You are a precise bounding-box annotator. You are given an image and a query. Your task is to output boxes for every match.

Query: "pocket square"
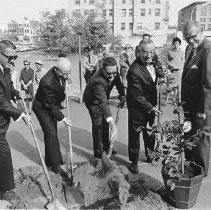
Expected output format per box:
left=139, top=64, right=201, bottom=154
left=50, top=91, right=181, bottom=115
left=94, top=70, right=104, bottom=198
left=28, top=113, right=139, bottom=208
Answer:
left=191, top=64, right=198, bottom=69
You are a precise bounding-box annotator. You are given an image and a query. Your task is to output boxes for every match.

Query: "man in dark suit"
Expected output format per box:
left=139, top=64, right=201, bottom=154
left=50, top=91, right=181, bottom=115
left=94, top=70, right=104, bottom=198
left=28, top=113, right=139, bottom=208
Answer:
left=83, top=57, right=125, bottom=158
left=0, top=40, right=30, bottom=201
left=32, top=57, right=72, bottom=181
left=126, top=39, right=162, bottom=173
left=181, top=20, right=211, bottom=176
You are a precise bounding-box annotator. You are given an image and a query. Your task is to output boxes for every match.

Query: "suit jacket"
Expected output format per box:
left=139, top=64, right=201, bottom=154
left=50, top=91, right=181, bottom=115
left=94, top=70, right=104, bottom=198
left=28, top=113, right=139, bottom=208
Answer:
left=33, top=67, right=66, bottom=121
left=83, top=69, right=125, bottom=119
left=126, top=57, right=160, bottom=114
left=181, top=37, right=211, bottom=116
left=0, top=68, right=22, bottom=136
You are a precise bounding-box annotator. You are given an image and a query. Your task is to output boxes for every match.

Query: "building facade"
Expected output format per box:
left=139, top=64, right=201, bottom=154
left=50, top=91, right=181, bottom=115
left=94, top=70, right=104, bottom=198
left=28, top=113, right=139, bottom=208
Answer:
left=7, top=17, right=41, bottom=44
left=177, top=1, right=207, bottom=31
left=67, top=0, right=169, bottom=47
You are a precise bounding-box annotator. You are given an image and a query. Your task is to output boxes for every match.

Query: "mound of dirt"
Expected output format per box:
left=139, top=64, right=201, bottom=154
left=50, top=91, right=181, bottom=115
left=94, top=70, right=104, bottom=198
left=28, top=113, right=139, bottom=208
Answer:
left=3, top=159, right=172, bottom=210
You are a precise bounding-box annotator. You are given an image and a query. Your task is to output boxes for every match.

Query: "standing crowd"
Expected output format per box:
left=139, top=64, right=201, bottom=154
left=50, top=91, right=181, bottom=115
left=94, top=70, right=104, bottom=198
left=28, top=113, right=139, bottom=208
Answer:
left=0, top=20, right=211, bottom=203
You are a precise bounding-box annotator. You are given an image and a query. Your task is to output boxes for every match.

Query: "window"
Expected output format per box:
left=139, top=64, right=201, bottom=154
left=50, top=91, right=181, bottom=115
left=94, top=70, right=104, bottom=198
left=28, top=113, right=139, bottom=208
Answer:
left=141, top=0, right=145, bottom=3
left=75, top=0, right=80, bottom=5
left=121, top=23, right=125, bottom=30
left=210, top=18, right=211, bottom=22
left=129, top=0, right=133, bottom=4
left=201, top=24, right=205, bottom=30
left=208, top=24, right=211, bottom=30
left=155, top=22, right=160, bottom=29
left=149, top=8, right=151, bottom=15
left=102, top=9, right=106, bottom=16
left=109, top=0, right=113, bottom=4
left=122, top=9, right=126, bottom=17
left=89, top=0, right=94, bottom=4
left=129, top=9, right=133, bottom=16
left=141, top=9, right=146, bottom=16
left=129, top=23, right=133, bottom=29
left=200, top=18, right=203, bottom=22
left=155, top=8, right=160, bottom=16
left=122, top=0, right=126, bottom=3
left=109, top=23, right=114, bottom=30
left=136, top=22, right=142, bottom=30
left=109, top=9, right=113, bottom=16
left=155, top=0, right=160, bottom=3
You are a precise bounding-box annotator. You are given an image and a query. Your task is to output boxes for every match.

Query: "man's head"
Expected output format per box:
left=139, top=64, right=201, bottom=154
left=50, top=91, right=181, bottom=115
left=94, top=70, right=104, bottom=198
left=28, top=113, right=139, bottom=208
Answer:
left=143, top=33, right=151, bottom=41
left=125, top=44, right=131, bottom=52
left=56, top=57, right=72, bottom=79
left=0, top=40, right=17, bottom=68
left=139, top=39, right=155, bottom=65
left=102, top=57, right=118, bottom=82
left=35, top=60, right=43, bottom=70
left=172, top=37, right=181, bottom=49
left=182, top=20, right=203, bottom=49
left=23, top=60, right=30, bottom=70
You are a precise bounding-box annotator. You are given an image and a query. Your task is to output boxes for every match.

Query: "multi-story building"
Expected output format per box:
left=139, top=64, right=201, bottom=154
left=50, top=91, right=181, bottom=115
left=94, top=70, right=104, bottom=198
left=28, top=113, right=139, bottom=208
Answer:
left=7, top=17, right=41, bottom=44
left=67, top=0, right=170, bottom=47
left=177, top=1, right=207, bottom=31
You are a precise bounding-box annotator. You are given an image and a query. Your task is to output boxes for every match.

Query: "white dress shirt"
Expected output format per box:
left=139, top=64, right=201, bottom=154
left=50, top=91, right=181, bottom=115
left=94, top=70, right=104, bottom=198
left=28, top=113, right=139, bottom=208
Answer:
left=146, top=65, right=156, bottom=82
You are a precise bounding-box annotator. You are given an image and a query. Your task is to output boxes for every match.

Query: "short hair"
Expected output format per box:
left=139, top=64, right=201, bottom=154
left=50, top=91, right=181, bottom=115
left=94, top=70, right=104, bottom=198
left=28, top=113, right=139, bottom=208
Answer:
left=183, top=20, right=201, bottom=34
left=172, top=37, right=181, bottom=45
left=143, top=33, right=151, bottom=39
left=103, top=57, right=117, bottom=67
left=139, top=39, right=154, bottom=48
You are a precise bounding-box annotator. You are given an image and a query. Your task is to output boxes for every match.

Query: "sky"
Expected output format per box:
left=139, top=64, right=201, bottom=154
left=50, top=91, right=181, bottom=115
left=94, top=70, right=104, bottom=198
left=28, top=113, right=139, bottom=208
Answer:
left=0, top=0, right=208, bottom=29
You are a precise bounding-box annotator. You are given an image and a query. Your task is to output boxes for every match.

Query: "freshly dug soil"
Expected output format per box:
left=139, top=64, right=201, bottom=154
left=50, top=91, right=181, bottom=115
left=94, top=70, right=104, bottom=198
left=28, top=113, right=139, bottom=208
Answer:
left=4, top=159, right=172, bottom=209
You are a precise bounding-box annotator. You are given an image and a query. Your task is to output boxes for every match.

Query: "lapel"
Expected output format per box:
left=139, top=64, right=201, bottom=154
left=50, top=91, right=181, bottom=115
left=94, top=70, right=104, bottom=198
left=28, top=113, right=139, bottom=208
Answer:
left=52, top=68, right=65, bottom=95
left=0, top=68, right=10, bottom=89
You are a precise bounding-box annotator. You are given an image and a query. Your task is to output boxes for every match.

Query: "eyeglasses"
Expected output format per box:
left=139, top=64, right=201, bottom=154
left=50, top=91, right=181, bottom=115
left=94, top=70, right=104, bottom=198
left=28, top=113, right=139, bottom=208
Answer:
left=1, top=53, right=18, bottom=62
left=107, top=71, right=117, bottom=76
left=183, top=31, right=199, bottom=42
left=140, top=50, right=155, bottom=55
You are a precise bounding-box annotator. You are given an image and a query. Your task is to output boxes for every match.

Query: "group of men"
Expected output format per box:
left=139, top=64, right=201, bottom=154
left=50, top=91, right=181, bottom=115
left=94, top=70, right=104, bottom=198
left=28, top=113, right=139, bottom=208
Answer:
left=0, top=20, right=211, bottom=202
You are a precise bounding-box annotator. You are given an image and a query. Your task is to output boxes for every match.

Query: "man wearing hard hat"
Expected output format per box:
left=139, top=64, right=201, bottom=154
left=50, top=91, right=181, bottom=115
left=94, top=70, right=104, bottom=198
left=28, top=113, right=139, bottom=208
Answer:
left=32, top=57, right=72, bottom=181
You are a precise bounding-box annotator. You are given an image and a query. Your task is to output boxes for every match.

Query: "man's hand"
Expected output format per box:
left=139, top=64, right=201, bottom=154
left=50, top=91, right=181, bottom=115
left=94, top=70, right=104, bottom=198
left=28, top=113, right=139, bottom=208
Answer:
left=22, top=113, right=31, bottom=128
left=118, top=96, right=126, bottom=108
left=151, top=107, right=162, bottom=116
left=19, top=90, right=27, bottom=99
left=63, top=117, right=72, bottom=127
left=108, top=120, right=117, bottom=142
left=196, top=112, right=206, bottom=119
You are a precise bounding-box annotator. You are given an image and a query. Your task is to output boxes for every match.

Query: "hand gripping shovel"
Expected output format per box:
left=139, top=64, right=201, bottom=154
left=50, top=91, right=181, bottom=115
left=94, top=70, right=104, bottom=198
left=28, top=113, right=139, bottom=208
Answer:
left=62, top=82, right=85, bottom=205
left=101, top=105, right=120, bottom=173
left=21, top=99, right=65, bottom=210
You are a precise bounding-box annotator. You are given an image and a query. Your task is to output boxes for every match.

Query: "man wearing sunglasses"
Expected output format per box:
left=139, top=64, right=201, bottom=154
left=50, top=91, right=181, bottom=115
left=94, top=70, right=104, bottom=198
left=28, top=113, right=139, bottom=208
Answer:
left=83, top=57, right=125, bottom=159
left=32, top=57, right=72, bottom=181
left=181, top=20, right=211, bottom=177
left=0, top=40, right=31, bottom=202
left=126, top=39, right=162, bottom=174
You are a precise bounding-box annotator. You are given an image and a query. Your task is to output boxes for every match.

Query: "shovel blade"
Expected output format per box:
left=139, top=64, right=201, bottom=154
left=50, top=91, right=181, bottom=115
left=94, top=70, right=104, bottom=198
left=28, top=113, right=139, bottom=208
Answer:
left=45, top=199, right=66, bottom=210
left=63, top=182, right=85, bottom=205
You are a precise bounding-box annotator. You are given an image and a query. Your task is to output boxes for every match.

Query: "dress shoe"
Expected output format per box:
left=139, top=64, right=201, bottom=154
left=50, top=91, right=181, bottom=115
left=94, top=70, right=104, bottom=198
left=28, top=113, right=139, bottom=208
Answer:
left=128, top=163, right=139, bottom=174
left=51, top=166, right=72, bottom=183
left=0, top=190, right=21, bottom=204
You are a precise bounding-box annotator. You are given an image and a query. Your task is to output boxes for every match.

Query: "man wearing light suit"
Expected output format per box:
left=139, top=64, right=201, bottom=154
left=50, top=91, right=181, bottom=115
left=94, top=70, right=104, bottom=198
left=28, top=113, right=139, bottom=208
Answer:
left=181, top=20, right=211, bottom=177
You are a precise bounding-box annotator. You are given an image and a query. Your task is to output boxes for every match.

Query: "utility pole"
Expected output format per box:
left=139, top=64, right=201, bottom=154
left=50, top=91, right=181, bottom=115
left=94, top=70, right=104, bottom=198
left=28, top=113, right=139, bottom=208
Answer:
left=78, top=35, right=83, bottom=104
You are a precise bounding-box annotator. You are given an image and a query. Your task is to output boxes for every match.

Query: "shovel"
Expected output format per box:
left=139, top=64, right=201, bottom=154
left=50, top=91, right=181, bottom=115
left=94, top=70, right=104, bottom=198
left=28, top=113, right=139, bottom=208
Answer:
left=21, top=99, right=65, bottom=210
left=62, top=82, right=85, bottom=205
left=101, top=105, right=120, bottom=173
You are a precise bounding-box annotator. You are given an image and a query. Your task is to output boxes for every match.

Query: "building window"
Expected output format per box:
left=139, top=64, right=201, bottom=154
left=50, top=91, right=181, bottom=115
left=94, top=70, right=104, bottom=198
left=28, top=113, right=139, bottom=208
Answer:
left=149, top=8, right=151, bottom=15
left=141, top=9, right=146, bottom=16
left=129, top=9, right=133, bottom=16
left=141, top=0, right=145, bottom=3
left=109, top=0, right=113, bottom=4
left=102, top=9, right=106, bottom=16
left=210, top=18, right=211, bottom=22
left=109, top=9, right=113, bottom=16
left=129, top=0, right=133, bottom=4
left=129, top=23, right=133, bottom=29
left=155, top=0, right=160, bottom=3
left=203, top=18, right=206, bottom=22
left=122, top=9, right=126, bottom=17
left=75, top=0, right=80, bottom=5
left=89, top=0, right=94, bottom=4
left=121, top=23, right=125, bottom=30
left=122, top=0, right=126, bottom=3
left=201, top=24, right=205, bottom=30
left=155, top=22, right=160, bottom=29
left=208, top=24, right=211, bottom=30
left=155, top=8, right=160, bottom=16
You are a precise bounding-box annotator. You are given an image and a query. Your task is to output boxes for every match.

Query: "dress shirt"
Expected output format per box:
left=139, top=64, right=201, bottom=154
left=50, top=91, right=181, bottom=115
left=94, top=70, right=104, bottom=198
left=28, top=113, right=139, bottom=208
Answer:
left=146, top=65, right=156, bottom=82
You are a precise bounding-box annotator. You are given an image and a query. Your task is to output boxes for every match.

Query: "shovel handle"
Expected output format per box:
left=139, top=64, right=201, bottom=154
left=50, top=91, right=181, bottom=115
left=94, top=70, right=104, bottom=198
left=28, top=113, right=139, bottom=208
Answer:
left=21, top=99, right=55, bottom=201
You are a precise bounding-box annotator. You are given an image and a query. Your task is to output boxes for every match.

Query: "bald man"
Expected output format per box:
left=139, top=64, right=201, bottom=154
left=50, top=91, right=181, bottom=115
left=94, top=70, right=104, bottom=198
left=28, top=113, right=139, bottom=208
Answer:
left=32, top=57, right=72, bottom=181
left=182, top=20, right=211, bottom=176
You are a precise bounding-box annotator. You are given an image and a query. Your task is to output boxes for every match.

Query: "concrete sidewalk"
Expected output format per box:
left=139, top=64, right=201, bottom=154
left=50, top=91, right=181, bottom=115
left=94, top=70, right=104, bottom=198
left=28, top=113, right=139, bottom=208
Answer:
left=1, top=100, right=211, bottom=209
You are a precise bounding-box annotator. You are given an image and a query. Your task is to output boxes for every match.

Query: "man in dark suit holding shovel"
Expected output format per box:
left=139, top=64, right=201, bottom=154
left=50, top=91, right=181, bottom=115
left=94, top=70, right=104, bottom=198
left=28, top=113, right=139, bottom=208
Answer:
left=126, top=39, right=162, bottom=174
left=32, top=57, right=72, bottom=180
left=181, top=20, right=211, bottom=176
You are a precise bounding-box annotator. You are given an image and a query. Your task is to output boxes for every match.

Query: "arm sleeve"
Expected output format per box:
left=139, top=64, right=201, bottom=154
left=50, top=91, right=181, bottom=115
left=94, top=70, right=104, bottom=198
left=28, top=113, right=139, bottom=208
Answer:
left=0, top=84, right=22, bottom=120
left=19, top=69, right=23, bottom=82
left=197, top=48, right=211, bottom=114
left=42, top=85, right=65, bottom=121
left=93, top=81, right=112, bottom=119
left=127, top=70, right=153, bottom=113
left=114, top=73, right=125, bottom=98
left=119, top=54, right=129, bottom=68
